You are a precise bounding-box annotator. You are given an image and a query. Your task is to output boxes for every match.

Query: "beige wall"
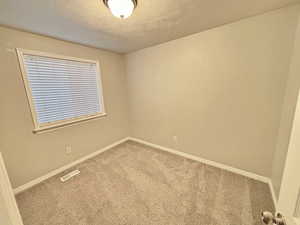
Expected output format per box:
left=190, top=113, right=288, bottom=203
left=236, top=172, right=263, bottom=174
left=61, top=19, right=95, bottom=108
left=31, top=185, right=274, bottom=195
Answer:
left=272, top=12, right=300, bottom=199
left=0, top=26, right=130, bottom=188
left=126, top=5, right=300, bottom=177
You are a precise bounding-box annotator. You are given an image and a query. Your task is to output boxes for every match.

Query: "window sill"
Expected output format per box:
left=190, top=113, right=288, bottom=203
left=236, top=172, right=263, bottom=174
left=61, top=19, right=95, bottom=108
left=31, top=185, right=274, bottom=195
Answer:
left=33, top=113, right=107, bottom=134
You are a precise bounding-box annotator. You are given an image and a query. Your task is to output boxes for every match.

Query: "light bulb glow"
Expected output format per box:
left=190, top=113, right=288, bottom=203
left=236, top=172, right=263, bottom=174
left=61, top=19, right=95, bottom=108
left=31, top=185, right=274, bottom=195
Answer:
left=107, top=0, right=135, bottom=19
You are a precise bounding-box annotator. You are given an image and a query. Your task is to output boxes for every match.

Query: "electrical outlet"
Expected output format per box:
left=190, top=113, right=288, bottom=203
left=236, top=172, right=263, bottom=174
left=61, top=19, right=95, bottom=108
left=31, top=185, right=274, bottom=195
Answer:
left=66, top=146, right=72, bottom=154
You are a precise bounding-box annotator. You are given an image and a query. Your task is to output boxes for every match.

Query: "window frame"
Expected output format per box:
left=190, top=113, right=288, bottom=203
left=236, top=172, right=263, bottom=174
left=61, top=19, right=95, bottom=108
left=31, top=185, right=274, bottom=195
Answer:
left=16, top=48, right=106, bottom=133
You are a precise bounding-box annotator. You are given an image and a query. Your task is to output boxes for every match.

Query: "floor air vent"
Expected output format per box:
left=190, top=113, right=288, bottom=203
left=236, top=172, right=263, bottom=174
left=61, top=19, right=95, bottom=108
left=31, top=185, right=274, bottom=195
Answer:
left=60, top=169, right=80, bottom=182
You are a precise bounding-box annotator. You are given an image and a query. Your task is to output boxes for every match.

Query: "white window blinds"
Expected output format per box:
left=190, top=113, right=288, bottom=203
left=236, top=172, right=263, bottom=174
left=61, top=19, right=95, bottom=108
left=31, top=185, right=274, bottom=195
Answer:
left=17, top=49, right=105, bottom=132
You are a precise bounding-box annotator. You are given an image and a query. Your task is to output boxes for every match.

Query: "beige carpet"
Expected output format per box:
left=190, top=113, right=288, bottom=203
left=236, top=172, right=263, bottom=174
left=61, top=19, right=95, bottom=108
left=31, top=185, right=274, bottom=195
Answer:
left=16, top=141, right=274, bottom=225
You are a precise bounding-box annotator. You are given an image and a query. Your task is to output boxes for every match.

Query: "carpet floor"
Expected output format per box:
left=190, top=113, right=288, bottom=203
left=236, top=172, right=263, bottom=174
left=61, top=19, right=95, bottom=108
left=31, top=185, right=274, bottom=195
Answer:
left=16, top=141, right=274, bottom=225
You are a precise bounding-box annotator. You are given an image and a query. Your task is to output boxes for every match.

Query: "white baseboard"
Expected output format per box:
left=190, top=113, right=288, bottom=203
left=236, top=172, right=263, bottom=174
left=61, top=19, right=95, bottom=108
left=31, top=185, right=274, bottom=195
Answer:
left=128, top=137, right=278, bottom=209
left=14, top=137, right=130, bottom=195
left=128, top=137, right=277, bottom=209
left=129, top=137, right=269, bottom=183
left=14, top=135, right=278, bottom=210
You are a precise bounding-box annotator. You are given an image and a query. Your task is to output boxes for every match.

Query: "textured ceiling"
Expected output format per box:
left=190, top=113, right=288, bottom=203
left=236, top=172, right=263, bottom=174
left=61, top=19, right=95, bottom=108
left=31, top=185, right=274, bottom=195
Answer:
left=0, top=0, right=299, bottom=53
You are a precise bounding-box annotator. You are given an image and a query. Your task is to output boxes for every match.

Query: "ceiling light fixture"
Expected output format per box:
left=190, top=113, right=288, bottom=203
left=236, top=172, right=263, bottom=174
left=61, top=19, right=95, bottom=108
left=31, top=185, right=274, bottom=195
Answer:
left=103, top=0, right=137, bottom=19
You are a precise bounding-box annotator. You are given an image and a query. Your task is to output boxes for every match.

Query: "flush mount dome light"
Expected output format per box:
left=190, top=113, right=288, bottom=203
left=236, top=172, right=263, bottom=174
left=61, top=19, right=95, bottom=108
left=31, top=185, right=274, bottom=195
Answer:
left=103, top=0, right=137, bottom=19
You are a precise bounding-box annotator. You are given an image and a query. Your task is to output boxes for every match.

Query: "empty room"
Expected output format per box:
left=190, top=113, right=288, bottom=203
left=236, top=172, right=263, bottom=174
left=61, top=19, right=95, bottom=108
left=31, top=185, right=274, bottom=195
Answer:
left=1, top=0, right=300, bottom=225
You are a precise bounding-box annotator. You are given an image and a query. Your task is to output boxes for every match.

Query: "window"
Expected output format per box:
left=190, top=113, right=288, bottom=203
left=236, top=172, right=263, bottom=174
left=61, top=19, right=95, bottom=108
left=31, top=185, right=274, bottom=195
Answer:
left=17, top=49, right=106, bottom=132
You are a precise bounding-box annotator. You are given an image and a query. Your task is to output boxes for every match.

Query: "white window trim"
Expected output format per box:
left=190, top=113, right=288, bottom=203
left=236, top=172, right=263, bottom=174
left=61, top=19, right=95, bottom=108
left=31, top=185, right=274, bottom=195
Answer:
left=16, top=48, right=106, bottom=133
